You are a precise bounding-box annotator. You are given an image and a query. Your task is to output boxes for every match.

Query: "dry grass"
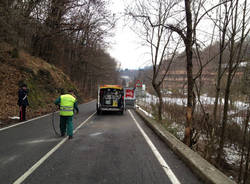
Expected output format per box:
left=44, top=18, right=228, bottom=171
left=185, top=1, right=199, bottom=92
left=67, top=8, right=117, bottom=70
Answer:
left=0, top=42, right=82, bottom=126
left=19, top=50, right=71, bottom=87
left=0, top=63, right=23, bottom=120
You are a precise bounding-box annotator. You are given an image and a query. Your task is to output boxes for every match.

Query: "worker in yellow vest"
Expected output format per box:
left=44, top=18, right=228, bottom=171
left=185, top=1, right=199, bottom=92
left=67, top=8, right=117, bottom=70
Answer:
left=54, top=89, right=79, bottom=139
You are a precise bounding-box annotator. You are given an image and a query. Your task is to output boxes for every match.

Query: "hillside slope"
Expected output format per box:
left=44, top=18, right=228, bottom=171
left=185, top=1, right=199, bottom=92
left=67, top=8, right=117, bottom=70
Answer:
left=0, top=42, right=83, bottom=126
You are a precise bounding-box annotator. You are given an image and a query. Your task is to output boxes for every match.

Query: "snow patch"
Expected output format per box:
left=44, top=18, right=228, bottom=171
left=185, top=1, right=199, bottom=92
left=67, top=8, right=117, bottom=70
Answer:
left=136, top=105, right=153, bottom=118
left=239, top=62, right=248, bottom=67
left=224, top=145, right=241, bottom=165
left=9, top=116, right=20, bottom=120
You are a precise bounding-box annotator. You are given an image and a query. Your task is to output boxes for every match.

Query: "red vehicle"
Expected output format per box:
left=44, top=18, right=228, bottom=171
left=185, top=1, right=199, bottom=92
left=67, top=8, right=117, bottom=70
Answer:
left=124, top=88, right=136, bottom=109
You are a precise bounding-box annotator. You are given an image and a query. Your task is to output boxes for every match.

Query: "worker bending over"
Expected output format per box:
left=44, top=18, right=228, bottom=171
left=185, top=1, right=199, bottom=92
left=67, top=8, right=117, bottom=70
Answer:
left=54, top=90, right=79, bottom=139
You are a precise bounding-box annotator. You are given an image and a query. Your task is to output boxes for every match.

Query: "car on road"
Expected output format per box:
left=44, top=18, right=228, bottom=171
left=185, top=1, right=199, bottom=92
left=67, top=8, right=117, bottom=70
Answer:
left=96, top=85, right=124, bottom=115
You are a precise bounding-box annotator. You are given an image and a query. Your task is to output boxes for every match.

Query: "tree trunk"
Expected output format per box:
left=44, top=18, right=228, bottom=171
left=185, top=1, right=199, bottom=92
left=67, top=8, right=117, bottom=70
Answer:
left=243, top=108, right=250, bottom=184
left=212, top=14, right=227, bottom=155
left=46, top=0, right=67, bottom=30
left=238, top=108, right=249, bottom=183
left=152, top=82, right=163, bottom=121
left=156, top=86, right=163, bottom=121
left=243, top=137, right=250, bottom=184
left=243, top=143, right=250, bottom=184
left=217, top=42, right=234, bottom=165
left=183, top=0, right=194, bottom=147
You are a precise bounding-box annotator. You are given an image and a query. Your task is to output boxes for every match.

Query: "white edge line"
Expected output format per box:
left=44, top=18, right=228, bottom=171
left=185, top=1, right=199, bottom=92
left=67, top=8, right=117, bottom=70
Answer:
left=0, top=100, right=96, bottom=132
left=0, top=113, right=52, bottom=131
left=128, top=110, right=181, bottom=184
left=13, top=111, right=96, bottom=184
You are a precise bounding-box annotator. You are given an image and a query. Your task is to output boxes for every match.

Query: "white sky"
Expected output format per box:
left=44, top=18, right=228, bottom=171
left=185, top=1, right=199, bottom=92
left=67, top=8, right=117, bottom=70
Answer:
left=106, top=0, right=203, bottom=70
left=107, top=0, right=150, bottom=70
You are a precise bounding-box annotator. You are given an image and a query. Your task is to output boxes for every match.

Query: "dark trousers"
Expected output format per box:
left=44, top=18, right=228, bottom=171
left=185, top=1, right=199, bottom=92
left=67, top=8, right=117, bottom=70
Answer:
left=19, top=106, right=26, bottom=121
left=60, top=116, right=73, bottom=136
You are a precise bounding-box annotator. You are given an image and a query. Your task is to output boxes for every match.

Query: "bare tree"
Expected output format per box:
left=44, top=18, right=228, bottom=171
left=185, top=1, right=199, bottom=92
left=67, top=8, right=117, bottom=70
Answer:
left=217, top=0, right=250, bottom=165
left=205, top=0, right=232, bottom=161
left=128, top=0, right=229, bottom=146
left=243, top=130, right=250, bottom=184
left=0, top=0, right=118, bottom=98
left=171, top=0, right=229, bottom=146
left=238, top=107, right=250, bottom=183
left=128, top=0, right=180, bottom=121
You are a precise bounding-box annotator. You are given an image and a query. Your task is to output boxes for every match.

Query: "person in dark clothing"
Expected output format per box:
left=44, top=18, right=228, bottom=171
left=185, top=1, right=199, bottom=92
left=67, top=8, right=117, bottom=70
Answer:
left=17, top=84, right=29, bottom=121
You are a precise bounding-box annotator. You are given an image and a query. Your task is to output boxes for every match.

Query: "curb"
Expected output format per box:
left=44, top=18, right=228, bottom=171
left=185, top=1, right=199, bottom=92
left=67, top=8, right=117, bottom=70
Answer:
left=135, top=108, right=236, bottom=184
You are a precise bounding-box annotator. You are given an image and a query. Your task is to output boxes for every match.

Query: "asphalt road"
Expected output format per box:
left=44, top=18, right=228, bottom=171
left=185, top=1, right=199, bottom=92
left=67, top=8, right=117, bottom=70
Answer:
left=0, top=101, right=202, bottom=184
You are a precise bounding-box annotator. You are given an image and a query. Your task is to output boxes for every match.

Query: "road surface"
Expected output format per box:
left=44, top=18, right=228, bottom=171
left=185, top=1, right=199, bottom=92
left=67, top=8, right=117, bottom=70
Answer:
left=0, top=101, right=202, bottom=184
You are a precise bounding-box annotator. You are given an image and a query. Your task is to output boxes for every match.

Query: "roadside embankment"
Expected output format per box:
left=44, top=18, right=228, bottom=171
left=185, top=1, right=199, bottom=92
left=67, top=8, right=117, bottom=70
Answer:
left=0, top=42, right=82, bottom=126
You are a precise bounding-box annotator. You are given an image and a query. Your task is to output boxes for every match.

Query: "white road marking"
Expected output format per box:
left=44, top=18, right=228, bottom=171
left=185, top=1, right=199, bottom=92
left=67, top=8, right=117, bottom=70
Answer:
left=90, top=132, right=103, bottom=137
left=0, top=100, right=96, bottom=132
left=18, top=138, right=59, bottom=145
left=128, top=110, right=181, bottom=184
left=0, top=155, right=19, bottom=166
left=0, top=113, right=53, bottom=132
left=12, top=112, right=96, bottom=184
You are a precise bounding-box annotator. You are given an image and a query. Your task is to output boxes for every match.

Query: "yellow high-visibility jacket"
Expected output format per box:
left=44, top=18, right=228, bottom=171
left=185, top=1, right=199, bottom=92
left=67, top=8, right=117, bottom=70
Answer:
left=59, top=94, right=76, bottom=116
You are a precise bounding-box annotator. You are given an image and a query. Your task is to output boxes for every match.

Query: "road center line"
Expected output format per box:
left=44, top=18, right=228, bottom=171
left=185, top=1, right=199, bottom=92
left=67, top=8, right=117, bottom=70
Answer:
left=128, top=110, right=181, bottom=184
left=12, top=111, right=96, bottom=184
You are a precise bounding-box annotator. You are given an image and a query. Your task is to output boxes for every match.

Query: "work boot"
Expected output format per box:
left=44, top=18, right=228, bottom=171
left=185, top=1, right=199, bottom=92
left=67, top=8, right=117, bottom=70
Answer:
left=68, top=135, right=73, bottom=139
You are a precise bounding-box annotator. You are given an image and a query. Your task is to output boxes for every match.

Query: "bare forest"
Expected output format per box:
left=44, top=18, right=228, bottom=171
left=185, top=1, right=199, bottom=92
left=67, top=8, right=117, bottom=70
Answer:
left=128, top=0, right=250, bottom=183
left=0, top=0, right=119, bottom=98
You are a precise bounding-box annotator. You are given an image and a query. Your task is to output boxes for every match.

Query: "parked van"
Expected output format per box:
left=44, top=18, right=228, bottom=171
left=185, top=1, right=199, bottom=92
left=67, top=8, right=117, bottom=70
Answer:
left=96, top=85, right=124, bottom=115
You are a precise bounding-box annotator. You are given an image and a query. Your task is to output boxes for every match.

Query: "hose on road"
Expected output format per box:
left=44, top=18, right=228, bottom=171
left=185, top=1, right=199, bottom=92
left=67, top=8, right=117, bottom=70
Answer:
left=51, top=109, right=78, bottom=136
left=51, top=111, right=60, bottom=136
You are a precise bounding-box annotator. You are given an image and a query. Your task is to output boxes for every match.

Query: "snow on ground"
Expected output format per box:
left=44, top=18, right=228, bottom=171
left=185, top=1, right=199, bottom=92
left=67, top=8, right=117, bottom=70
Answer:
left=232, top=116, right=244, bottom=123
left=228, top=110, right=235, bottom=116
left=224, top=145, right=241, bottom=165
left=167, top=122, right=185, bottom=140
left=138, top=91, right=248, bottom=167
left=140, top=92, right=249, bottom=125
left=163, top=97, right=187, bottom=106
left=239, top=62, right=248, bottom=67
left=135, top=105, right=153, bottom=118
left=9, top=116, right=19, bottom=120
left=234, top=100, right=249, bottom=111
left=142, top=92, right=249, bottom=110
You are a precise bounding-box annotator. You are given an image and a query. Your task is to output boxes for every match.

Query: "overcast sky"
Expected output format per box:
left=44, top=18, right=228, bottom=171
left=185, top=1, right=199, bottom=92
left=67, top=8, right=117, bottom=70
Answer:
left=105, top=0, right=238, bottom=70
left=107, top=0, right=150, bottom=70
